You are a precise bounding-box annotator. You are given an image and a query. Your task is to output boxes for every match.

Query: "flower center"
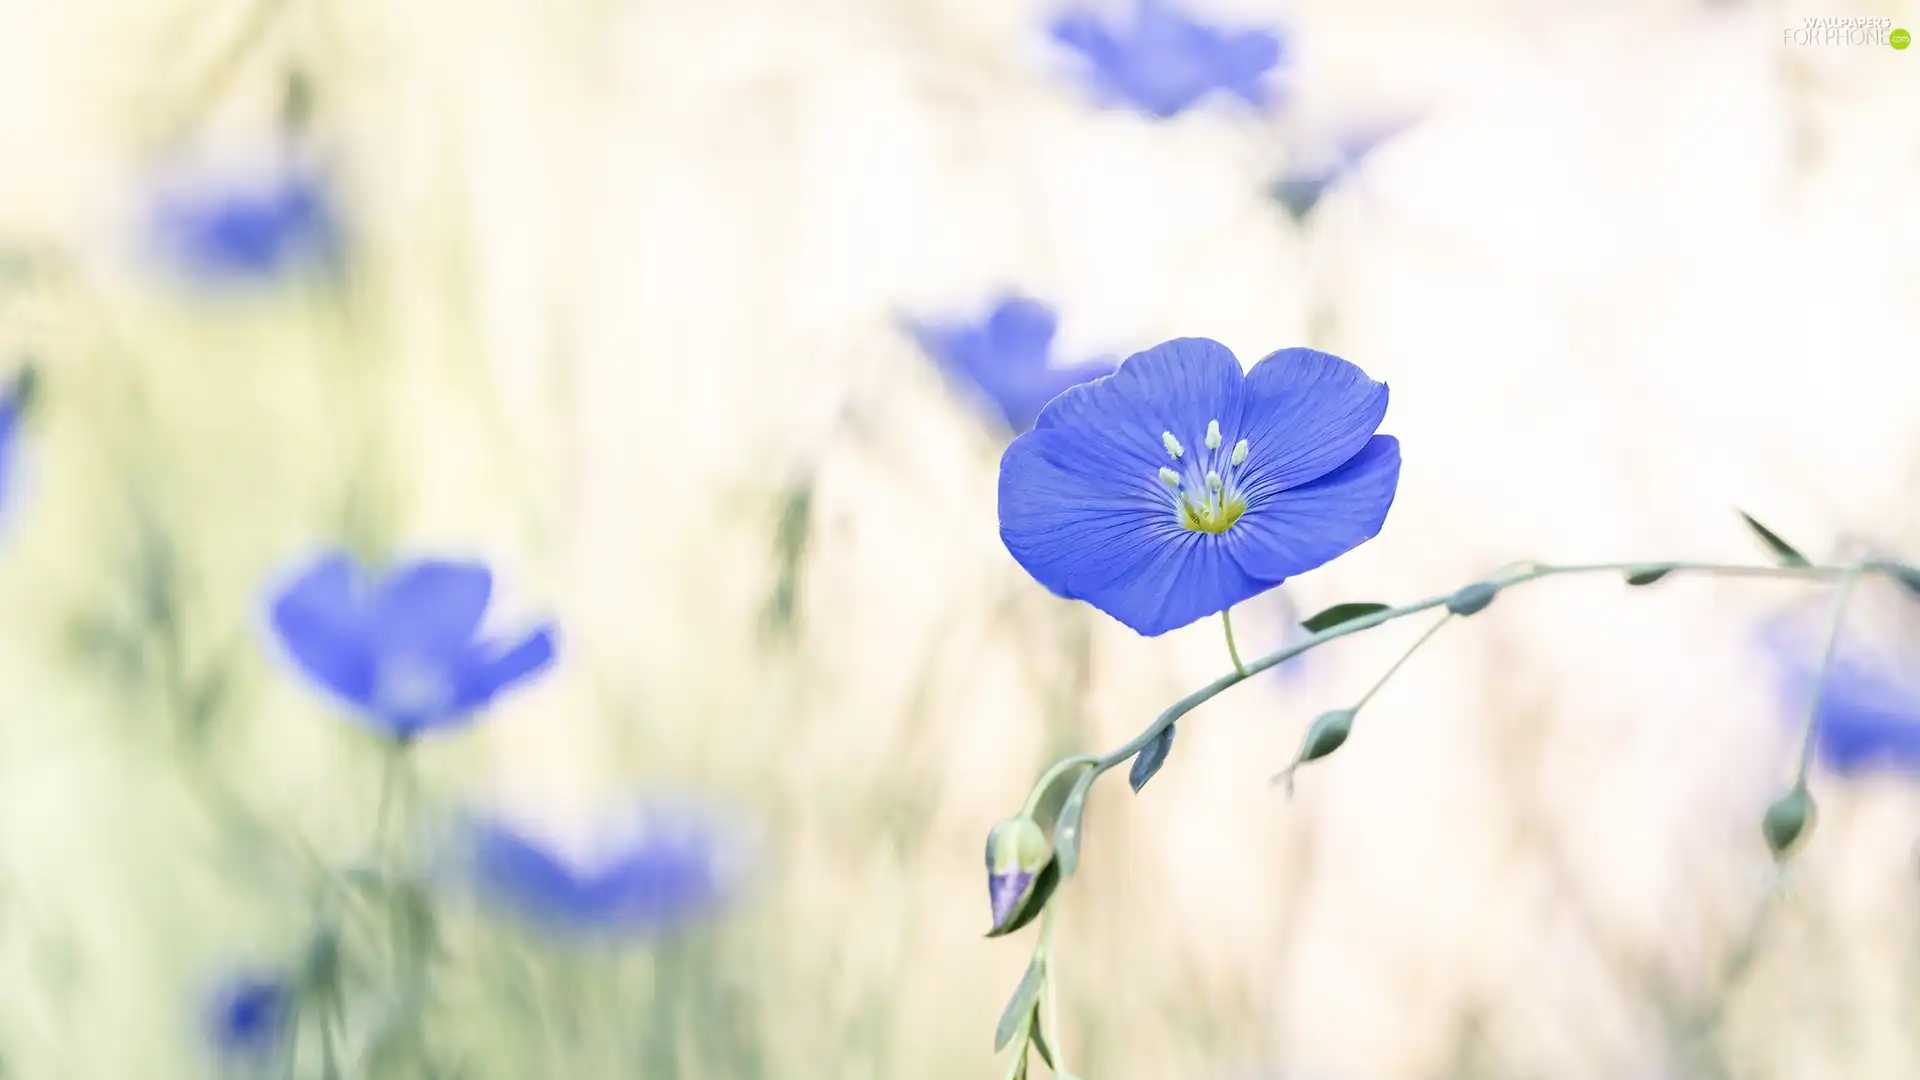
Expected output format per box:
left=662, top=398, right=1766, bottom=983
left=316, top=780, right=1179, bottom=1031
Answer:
left=372, top=654, right=455, bottom=721
left=1155, top=419, right=1251, bottom=535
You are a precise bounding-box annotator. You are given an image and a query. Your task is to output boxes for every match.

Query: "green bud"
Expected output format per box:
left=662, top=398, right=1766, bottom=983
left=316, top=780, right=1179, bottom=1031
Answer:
left=984, top=816, right=1054, bottom=934
left=1762, top=786, right=1816, bottom=859
left=1299, top=708, right=1355, bottom=763
left=1446, top=581, right=1500, bottom=617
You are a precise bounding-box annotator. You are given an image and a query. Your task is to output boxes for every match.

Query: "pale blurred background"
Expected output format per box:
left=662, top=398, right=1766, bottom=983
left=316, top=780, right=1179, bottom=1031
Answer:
left=0, top=0, right=1916, bottom=1077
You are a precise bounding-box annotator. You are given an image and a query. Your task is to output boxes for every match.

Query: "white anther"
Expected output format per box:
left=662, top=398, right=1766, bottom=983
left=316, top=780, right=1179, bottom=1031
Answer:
left=1206, top=471, right=1223, bottom=492
left=1162, top=432, right=1184, bottom=459
left=1205, top=420, right=1222, bottom=451
left=1231, top=439, right=1249, bottom=466
left=1158, top=467, right=1181, bottom=489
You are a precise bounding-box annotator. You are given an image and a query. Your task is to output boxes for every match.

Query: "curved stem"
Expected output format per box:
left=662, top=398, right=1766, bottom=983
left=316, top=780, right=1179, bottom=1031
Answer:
left=1794, top=567, right=1861, bottom=787
left=1354, top=612, right=1451, bottom=711
left=1093, top=559, right=1852, bottom=776
left=1221, top=607, right=1249, bottom=677
left=1039, top=907, right=1066, bottom=1074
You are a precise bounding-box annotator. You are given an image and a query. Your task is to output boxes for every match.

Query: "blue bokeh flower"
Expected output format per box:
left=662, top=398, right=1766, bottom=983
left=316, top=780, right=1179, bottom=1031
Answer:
left=998, top=339, right=1400, bottom=636
left=1765, top=609, right=1920, bottom=776
left=267, top=553, right=557, bottom=740
left=148, top=154, right=341, bottom=284
left=460, top=804, right=741, bottom=937
left=1048, top=0, right=1286, bottom=120
left=206, top=972, right=290, bottom=1060
left=0, top=367, right=30, bottom=517
left=905, top=294, right=1115, bottom=434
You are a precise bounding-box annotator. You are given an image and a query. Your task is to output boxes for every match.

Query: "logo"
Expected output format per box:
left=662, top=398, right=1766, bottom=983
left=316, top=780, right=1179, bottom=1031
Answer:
left=1784, top=16, right=1902, bottom=46
left=1894, top=28, right=1912, bottom=50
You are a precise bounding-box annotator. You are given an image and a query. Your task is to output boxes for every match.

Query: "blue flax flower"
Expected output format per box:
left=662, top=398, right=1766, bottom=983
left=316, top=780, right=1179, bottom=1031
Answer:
left=1049, top=0, right=1286, bottom=120
left=1766, top=614, right=1920, bottom=776
left=906, top=295, right=1115, bottom=434
left=206, top=972, right=290, bottom=1059
left=267, top=552, right=557, bottom=740
left=999, top=339, right=1399, bottom=636
left=149, top=156, right=341, bottom=283
left=461, top=804, right=740, bottom=936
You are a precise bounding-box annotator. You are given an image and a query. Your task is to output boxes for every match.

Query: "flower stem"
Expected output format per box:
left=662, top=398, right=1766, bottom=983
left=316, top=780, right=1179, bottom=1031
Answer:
left=1354, top=613, right=1452, bottom=711
left=1091, top=559, right=1856, bottom=777
left=1794, top=567, right=1860, bottom=788
left=1038, top=907, right=1067, bottom=1075
left=1221, top=607, right=1248, bottom=677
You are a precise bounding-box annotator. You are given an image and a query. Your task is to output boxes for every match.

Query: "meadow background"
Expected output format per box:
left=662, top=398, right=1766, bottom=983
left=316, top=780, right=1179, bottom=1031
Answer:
left=0, top=0, right=1916, bottom=1077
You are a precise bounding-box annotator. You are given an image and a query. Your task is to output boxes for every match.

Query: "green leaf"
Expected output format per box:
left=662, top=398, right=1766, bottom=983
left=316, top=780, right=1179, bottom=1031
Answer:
left=1737, top=510, right=1810, bottom=568
left=984, top=858, right=1059, bottom=938
left=1052, top=769, right=1098, bottom=878
left=1005, top=1046, right=1030, bottom=1080
left=994, top=957, right=1045, bottom=1052
left=1624, top=566, right=1671, bottom=586
left=1128, top=723, right=1176, bottom=793
left=1301, top=602, right=1389, bottom=634
left=1029, top=1002, right=1056, bottom=1069
left=1030, top=760, right=1096, bottom=835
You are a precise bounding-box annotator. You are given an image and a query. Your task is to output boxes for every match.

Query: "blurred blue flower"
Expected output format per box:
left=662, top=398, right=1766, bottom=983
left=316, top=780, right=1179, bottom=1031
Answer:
left=905, top=294, right=1115, bottom=434
left=999, top=340, right=1399, bottom=636
left=1049, top=0, right=1286, bottom=119
left=148, top=155, right=341, bottom=283
left=206, top=973, right=289, bottom=1059
left=267, top=553, right=557, bottom=740
left=461, top=804, right=740, bottom=936
left=1766, top=613, right=1920, bottom=776
left=0, top=367, right=30, bottom=517
left=1269, top=119, right=1416, bottom=223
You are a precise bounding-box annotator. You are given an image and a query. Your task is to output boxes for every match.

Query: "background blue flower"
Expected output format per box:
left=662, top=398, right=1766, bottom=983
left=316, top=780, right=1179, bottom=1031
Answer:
left=0, top=366, right=29, bottom=518
left=460, top=804, right=740, bottom=937
left=998, top=339, right=1400, bottom=636
left=1766, top=615, right=1920, bottom=777
left=905, top=294, right=1115, bottom=434
left=267, top=553, right=557, bottom=740
left=205, top=973, right=289, bottom=1059
left=1048, top=0, right=1286, bottom=120
left=149, top=157, right=341, bottom=284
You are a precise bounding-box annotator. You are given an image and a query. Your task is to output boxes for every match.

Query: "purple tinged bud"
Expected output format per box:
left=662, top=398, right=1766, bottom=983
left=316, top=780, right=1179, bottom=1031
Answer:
left=985, top=816, right=1052, bottom=930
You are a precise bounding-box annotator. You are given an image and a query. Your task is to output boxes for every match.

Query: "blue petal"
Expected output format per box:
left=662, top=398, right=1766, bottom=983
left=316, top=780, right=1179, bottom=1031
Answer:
left=985, top=297, right=1058, bottom=364
left=371, top=559, right=494, bottom=658
left=1236, top=348, right=1390, bottom=498
left=1049, top=10, right=1125, bottom=74
left=469, top=819, right=593, bottom=920
left=206, top=973, right=290, bottom=1058
left=268, top=553, right=376, bottom=709
left=1813, top=661, right=1920, bottom=776
left=451, top=622, right=558, bottom=713
left=1229, top=435, right=1400, bottom=582
left=1215, top=29, right=1283, bottom=106
left=1035, top=337, right=1246, bottom=465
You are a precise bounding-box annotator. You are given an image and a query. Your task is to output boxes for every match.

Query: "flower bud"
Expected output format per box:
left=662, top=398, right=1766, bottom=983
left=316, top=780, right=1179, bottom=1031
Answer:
left=1299, top=708, right=1355, bottom=763
left=1446, top=581, right=1500, bottom=617
left=985, top=815, right=1053, bottom=933
left=1762, top=786, right=1816, bottom=859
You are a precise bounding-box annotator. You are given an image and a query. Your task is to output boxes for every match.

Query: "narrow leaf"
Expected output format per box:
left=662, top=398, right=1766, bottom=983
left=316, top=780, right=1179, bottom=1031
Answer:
left=1030, top=760, right=1095, bottom=834
left=1737, top=510, right=1810, bottom=568
left=1029, top=1002, right=1056, bottom=1070
left=1301, top=602, right=1389, bottom=634
left=1053, top=770, right=1097, bottom=878
left=994, top=958, right=1046, bottom=1052
left=1129, top=723, right=1176, bottom=793
left=1624, top=566, right=1671, bottom=586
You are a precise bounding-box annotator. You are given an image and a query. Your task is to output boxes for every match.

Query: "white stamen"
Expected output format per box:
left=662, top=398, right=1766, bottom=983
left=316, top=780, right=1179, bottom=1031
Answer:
left=1161, top=432, right=1184, bottom=459
left=1206, top=471, right=1223, bottom=492
left=1231, top=439, right=1249, bottom=466
left=1205, top=420, right=1222, bottom=451
left=1158, top=467, right=1181, bottom=489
